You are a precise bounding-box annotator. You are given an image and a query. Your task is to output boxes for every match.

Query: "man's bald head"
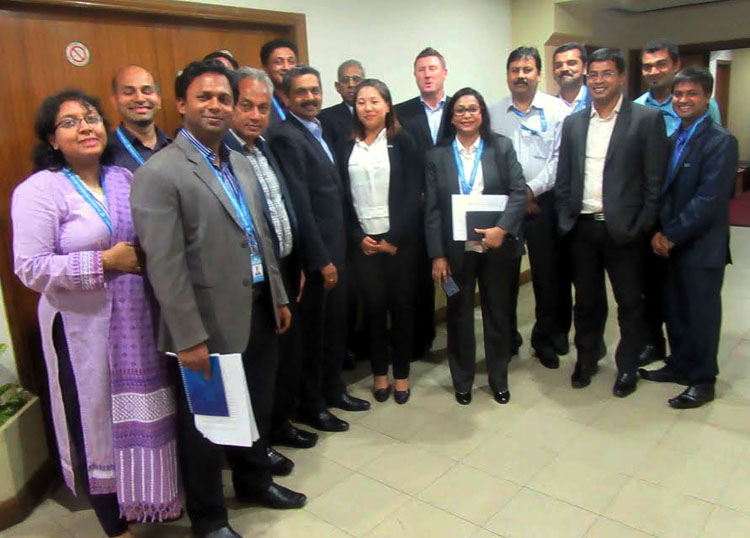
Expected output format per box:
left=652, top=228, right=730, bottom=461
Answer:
left=111, top=65, right=162, bottom=127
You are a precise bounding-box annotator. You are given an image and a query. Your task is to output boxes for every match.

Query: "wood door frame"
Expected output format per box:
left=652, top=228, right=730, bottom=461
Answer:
left=0, top=0, right=307, bottom=390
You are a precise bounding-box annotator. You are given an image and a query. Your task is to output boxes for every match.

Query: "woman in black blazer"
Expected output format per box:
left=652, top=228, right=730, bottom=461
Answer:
left=424, top=87, right=527, bottom=405
left=339, top=79, right=421, bottom=404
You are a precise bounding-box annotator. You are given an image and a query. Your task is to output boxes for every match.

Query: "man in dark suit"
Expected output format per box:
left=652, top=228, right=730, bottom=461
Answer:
left=555, top=48, right=668, bottom=397
left=395, top=47, right=451, bottom=357
left=226, top=67, right=320, bottom=454
left=319, top=59, right=364, bottom=151
left=268, top=65, right=371, bottom=433
left=260, top=38, right=298, bottom=126
left=131, top=60, right=305, bottom=538
left=640, top=66, right=738, bottom=409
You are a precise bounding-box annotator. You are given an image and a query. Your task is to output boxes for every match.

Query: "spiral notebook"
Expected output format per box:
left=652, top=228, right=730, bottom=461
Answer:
left=178, top=355, right=230, bottom=416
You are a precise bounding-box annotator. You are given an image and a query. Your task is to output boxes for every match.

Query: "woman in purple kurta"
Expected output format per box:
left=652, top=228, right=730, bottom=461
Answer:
left=11, top=90, right=181, bottom=537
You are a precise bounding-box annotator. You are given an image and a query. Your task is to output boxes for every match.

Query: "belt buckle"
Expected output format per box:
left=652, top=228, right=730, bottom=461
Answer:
left=594, top=213, right=605, bottom=222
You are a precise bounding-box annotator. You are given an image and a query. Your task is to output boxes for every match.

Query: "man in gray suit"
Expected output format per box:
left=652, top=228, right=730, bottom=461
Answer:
left=131, top=60, right=304, bottom=538
left=555, top=48, right=668, bottom=398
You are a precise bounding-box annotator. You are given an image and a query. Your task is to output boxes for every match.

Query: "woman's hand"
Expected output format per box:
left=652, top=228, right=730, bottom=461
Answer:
left=361, top=236, right=380, bottom=255
left=378, top=239, right=398, bottom=256
left=102, top=242, right=141, bottom=273
left=475, top=226, right=507, bottom=249
left=432, top=257, right=451, bottom=283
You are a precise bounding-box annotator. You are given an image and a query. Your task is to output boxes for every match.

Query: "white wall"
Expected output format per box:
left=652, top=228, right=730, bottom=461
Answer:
left=0, top=284, right=17, bottom=384
left=195, top=0, right=513, bottom=106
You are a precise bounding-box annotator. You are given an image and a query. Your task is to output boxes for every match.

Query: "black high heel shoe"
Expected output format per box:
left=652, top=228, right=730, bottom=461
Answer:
left=373, top=385, right=392, bottom=402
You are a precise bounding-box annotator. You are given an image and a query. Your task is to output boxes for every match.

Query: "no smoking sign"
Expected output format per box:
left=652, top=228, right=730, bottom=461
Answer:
left=65, top=41, right=91, bottom=67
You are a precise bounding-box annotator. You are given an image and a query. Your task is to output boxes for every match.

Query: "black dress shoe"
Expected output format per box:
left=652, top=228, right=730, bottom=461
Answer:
left=394, top=388, right=410, bottom=405
left=455, top=391, right=472, bottom=405
left=553, top=333, right=570, bottom=356
left=373, top=386, right=392, bottom=402
left=266, top=447, right=294, bottom=476
left=299, top=409, right=349, bottom=432
left=534, top=347, right=560, bottom=369
left=638, top=364, right=688, bottom=385
left=199, top=525, right=242, bottom=538
left=571, top=363, right=598, bottom=388
left=327, top=392, right=371, bottom=412
left=236, top=482, right=306, bottom=509
left=637, top=343, right=666, bottom=367
left=272, top=421, right=318, bottom=449
left=493, top=389, right=510, bottom=404
left=613, top=371, right=638, bottom=398
left=669, top=384, right=715, bottom=409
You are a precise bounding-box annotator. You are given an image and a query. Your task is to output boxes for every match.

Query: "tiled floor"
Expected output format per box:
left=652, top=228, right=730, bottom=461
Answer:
left=4, top=227, right=750, bottom=538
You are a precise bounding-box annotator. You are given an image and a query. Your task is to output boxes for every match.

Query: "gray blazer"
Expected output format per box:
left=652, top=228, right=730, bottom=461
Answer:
left=131, top=131, right=288, bottom=354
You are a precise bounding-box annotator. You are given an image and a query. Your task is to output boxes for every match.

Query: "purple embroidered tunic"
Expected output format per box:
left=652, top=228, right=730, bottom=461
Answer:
left=12, top=166, right=181, bottom=520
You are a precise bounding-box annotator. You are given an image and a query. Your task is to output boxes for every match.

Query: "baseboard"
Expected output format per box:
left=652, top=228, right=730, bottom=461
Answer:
left=0, top=459, right=57, bottom=531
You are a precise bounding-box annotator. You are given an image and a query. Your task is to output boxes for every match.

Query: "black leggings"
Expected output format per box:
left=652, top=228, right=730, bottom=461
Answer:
left=53, top=314, right=128, bottom=537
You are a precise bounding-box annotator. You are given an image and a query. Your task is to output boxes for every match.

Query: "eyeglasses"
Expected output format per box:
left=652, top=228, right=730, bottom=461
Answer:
left=587, top=71, right=618, bottom=81
left=55, top=114, right=103, bottom=130
left=340, top=75, right=363, bottom=85
left=454, top=106, right=481, bottom=116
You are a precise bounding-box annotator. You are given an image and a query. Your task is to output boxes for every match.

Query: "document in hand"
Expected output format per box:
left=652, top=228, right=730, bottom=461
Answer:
left=170, top=352, right=259, bottom=447
left=452, top=194, right=509, bottom=241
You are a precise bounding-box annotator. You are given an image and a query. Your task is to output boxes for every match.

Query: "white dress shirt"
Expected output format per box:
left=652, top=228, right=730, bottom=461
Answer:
left=489, top=91, right=565, bottom=197
left=349, top=128, right=391, bottom=235
left=558, top=85, right=589, bottom=116
left=421, top=95, right=447, bottom=145
left=455, top=136, right=486, bottom=252
left=582, top=94, right=623, bottom=214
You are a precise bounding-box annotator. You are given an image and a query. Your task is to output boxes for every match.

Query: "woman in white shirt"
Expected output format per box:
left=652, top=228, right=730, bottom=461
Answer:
left=338, top=79, right=421, bottom=404
left=424, top=87, right=527, bottom=405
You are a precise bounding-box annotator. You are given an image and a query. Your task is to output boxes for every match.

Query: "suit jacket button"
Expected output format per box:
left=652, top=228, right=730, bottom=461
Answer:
left=242, top=278, right=252, bottom=286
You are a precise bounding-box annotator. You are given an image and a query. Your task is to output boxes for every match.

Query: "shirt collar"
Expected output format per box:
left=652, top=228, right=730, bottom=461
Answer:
left=117, top=123, right=172, bottom=148
left=290, top=111, right=323, bottom=134
left=590, top=93, right=623, bottom=119
left=345, top=102, right=354, bottom=115
left=558, top=85, right=587, bottom=107
left=419, top=94, right=446, bottom=112
left=507, top=91, right=544, bottom=114
left=355, top=128, right=387, bottom=148
left=645, top=91, right=673, bottom=107
left=455, top=135, right=481, bottom=156
left=181, top=127, right=231, bottom=164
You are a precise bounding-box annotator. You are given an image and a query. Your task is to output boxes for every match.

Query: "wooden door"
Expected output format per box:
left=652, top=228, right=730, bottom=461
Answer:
left=0, top=0, right=306, bottom=394
left=715, top=61, right=731, bottom=127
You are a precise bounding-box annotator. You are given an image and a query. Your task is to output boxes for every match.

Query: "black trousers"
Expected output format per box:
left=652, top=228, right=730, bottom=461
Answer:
left=569, top=220, right=646, bottom=374
left=664, top=264, right=724, bottom=384
left=353, top=243, right=416, bottom=380
left=413, top=220, right=436, bottom=355
left=176, top=284, right=278, bottom=535
left=299, top=269, right=347, bottom=410
left=447, top=250, right=520, bottom=393
left=53, top=315, right=128, bottom=538
left=642, top=244, right=668, bottom=351
left=271, top=256, right=304, bottom=431
left=510, top=193, right=567, bottom=352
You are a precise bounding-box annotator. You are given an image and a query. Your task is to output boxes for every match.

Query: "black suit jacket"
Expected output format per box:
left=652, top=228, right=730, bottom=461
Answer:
left=555, top=99, right=669, bottom=244
left=396, top=96, right=451, bottom=171
left=320, top=102, right=354, bottom=157
left=338, top=131, right=422, bottom=250
left=424, top=133, right=528, bottom=274
left=268, top=115, right=347, bottom=272
left=660, top=118, right=738, bottom=268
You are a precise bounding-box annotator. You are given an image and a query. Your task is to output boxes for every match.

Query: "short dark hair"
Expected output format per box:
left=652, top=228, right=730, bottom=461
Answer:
left=280, top=65, right=321, bottom=96
left=642, top=38, right=680, bottom=64
left=202, top=50, right=239, bottom=70
left=414, top=47, right=446, bottom=69
left=260, top=38, right=298, bottom=67
left=440, top=87, right=492, bottom=144
left=32, top=89, right=111, bottom=171
left=588, top=48, right=626, bottom=74
left=673, top=65, right=713, bottom=95
left=351, top=79, right=402, bottom=140
left=175, top=60, right=238, bottom=103
left=507, top=46, right=542, bottom=72
left=553, top=42, right=588, bottom=65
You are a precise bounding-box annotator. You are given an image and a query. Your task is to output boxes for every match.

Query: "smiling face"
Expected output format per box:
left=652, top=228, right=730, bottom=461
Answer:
left=641, top=48, right=680, bottom=95
left=335, top=64, right=365, bottom=106
left=587, top=60, right=625, bottom=106
left=507, top=56, right=540, bottom=101
left=673, top=80, right=710, bottom=125
left=177, top=72, right=234, bottom=144
left=553, top=49, right=586, bottom=90
left=286, top=73, right=322, bottom=121
left=232, top=77, right=271, bottom=144
left=414, top=55, right=447, bottom=98
left=355, top=85, right=389, bottom=135
left=451, top=94, right=483, bottom=138
left=112, top=66, right=161, bottom=127
left=48, top=100, right=107, bottom=166
left=265, top=46, right=297, bottom=87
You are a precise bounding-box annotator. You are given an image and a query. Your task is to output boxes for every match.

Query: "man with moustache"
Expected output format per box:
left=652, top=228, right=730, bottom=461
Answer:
left=269, top=65, right=371, bottom=433
left=555, top=48, right=668, bottom=397
left=396, top=47, right=451, bottom=358
left=260, top=38, right=298, bottom=126
left=109, top=65, right=171, bottom=172
left=131, top=60, right=305, bottom=538
left=490, top=46, right=568, bottom=367
left=224, top=67, right=319, bottom=453
left=319, top=59, right=365, bottom=152
left=553, top=43, right=591, bottom=115
left=640, top=66, right=738, bottom=409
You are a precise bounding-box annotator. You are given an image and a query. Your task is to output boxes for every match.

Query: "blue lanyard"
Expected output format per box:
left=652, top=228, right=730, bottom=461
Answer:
left=513, top=106, right=547, bottom=135
left=452, top=138, right=484, bottom=195
left=572, top=87, right=588, bottom=113
left=671, top=113, right=709, bottom=172
left=62, top=167, right=112, bottom=235
left=115, top=126, right=146, bottom=166
left=272, top=95, right=286, bottom=121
